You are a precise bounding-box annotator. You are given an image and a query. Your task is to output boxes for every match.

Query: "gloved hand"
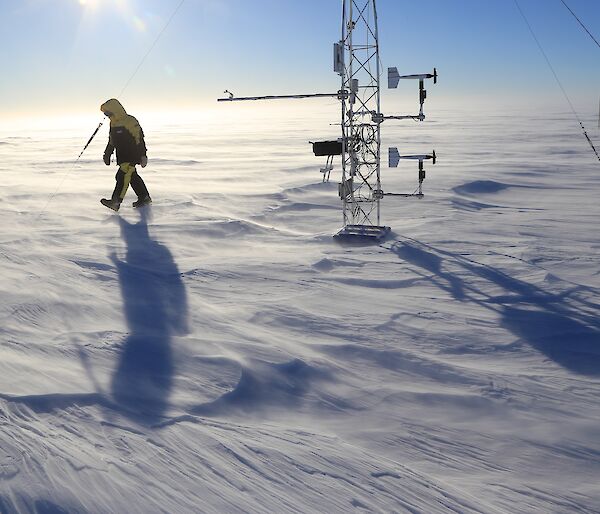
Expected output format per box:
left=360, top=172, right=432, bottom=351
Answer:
left=140, top=155, right=148, bottom=168
left=103, top=153, right=111, bottom=166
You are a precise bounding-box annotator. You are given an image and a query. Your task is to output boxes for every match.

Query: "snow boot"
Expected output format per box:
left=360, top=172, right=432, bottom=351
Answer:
left=100, top=198, right=121, bottom=211
left=133, top=195, right=152, bottom=208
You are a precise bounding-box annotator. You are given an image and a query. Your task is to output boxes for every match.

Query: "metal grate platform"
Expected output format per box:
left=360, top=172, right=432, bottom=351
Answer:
left=334, top=224, right=391, bottom=240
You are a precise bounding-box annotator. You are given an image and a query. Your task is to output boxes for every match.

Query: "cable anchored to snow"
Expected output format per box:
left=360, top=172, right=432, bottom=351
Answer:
left=514, top=0, right=600, bottom=163
left=559, top=0, right=600, bottom=151
left=36, top=122, right=105, bottom=219
left=38, top=0, right=186, bottom=218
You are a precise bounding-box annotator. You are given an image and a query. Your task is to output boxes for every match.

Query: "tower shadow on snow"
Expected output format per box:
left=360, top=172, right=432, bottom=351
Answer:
left=391, top=240, right=600, bottom=376
left=110, top=208, right=189, bottom=419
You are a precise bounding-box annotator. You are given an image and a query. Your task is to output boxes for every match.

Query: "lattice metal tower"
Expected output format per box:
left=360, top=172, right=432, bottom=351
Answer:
left=337, top=0, right=384, bottom=235
left=219, top=0, right=437, bottom=240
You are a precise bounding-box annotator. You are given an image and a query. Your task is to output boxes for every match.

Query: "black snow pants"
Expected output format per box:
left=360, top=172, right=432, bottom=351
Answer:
left=111, top=163, right=149, bottom=201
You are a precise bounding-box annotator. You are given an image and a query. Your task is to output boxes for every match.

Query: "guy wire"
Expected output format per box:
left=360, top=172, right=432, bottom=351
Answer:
left=560, top=0, right=600, bottom=50
left=36, top=121, right=104, bottom=219
left=38, top=0, right=186, bottom=218
left=118, top=0, right=185, bottom=98
left=514, top=0, right=600, bottom=162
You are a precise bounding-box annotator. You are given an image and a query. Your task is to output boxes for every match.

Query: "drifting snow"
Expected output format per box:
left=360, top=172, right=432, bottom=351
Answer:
left=0, top=108, right=599, bottom=513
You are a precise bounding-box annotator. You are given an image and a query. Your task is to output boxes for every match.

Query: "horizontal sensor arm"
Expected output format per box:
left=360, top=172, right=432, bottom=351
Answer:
left=218, top=92, right=341, bottom=102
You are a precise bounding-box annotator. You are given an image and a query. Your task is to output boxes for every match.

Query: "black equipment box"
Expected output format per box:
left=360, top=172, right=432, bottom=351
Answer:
left=312, top=140, right=343, bottom=156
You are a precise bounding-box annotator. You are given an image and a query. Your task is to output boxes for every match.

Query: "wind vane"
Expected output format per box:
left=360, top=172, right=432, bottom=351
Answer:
left=218, top=0, right=437, bottom=240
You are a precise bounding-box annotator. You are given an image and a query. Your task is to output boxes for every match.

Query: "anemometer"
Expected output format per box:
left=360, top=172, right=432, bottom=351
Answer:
left=219, top=0, right=437, bottom=239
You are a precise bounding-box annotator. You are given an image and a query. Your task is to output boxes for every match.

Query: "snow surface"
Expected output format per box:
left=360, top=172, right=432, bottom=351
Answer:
left=1, top=107, right=599, bottom=513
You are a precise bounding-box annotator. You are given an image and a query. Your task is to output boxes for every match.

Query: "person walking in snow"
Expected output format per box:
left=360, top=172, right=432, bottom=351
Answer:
left=100, top=98, right=152, bottom=211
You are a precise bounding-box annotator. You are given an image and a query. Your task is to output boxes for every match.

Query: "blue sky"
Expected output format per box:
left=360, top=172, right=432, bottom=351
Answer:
left=1, top=0, right=599, bottom=118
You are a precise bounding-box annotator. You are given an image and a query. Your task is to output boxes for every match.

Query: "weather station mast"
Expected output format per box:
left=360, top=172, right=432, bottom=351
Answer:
left=219, top=0, right=437, bottom=240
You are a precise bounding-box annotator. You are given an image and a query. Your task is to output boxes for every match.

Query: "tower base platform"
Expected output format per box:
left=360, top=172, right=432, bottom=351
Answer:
left=334, top=224, right=391, bottom=241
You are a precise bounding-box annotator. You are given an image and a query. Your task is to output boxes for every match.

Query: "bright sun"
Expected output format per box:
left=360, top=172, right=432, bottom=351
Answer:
left=78, top=0, right=100, bottom=8
left=76, top=0, right=145, bottom=31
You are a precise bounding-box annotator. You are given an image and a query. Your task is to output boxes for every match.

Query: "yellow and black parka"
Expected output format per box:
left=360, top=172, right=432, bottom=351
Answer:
left=100, top=98, right=147, bottom=165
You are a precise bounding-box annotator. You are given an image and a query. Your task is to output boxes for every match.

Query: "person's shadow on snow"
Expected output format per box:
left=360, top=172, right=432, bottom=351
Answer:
left=109, top=208, right=188, bottom=420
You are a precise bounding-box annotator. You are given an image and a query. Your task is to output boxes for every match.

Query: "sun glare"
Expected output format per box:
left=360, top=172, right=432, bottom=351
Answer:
left=78, top=0, right=99, bottom=7
left=132, top=16, right=146, bottom=32
left=76, top=0, right=148, bottom=32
